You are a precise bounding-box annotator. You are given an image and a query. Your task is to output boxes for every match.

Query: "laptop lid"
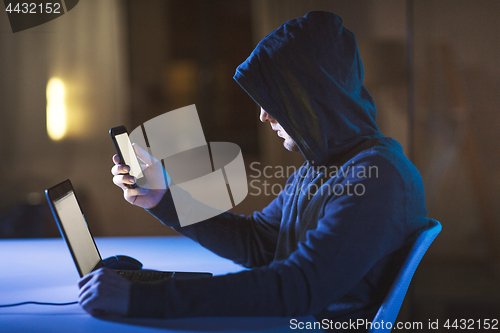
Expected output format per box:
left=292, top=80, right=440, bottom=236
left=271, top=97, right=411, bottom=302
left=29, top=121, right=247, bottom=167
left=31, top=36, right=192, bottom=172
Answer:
left=45, top=179, right=103, bottom=277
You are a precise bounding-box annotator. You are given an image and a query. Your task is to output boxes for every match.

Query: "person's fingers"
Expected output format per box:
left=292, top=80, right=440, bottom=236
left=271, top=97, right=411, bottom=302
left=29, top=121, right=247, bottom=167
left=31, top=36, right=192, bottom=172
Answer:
left=99, top=267, right=116, bottom=276
left=78, top=284, right=93, bottom=303
left=78, top=267, right=131, bottom=316
left=79, top=282, right=93, bottom=299
left=111, top=164, right=120, bottom=176
left=78, top=268, right=130, bottom=317
left=112, top=154, right=120, bottom=165
left=78, top=273, right=100, bottom=306
left=113, top=175, right=136, bottom=190
left=114, top=179, right=130, bottom=191
left=78, top=268, right=107, bottom=291
left=79, top=296, right=91, bottom=313
left=124, top=187, right=149, bottom=200
left=79, top=268, right=109, bottom=296
left=78, top=271, right=101, bottom=297
left=124, top=188, right=149, bottom=205
left=111, top=164, right=130, bottom=176
left=78, top=273, right=94, bottom=289
left=79, top=287, right=101, bottom=316
left=94, top=267, right=115, bottom=280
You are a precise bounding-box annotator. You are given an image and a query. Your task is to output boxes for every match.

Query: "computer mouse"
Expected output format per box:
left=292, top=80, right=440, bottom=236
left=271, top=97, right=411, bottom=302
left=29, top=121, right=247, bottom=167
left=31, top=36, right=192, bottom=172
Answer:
left=102, top=255, right=143, bottom=270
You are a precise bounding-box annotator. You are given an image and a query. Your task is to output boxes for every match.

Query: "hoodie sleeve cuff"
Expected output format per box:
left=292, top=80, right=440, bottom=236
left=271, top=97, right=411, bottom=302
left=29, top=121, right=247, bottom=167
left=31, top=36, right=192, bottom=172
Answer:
left=146, top=189, right=180, bottom=227
left=128, top=280, right=168, bottom=318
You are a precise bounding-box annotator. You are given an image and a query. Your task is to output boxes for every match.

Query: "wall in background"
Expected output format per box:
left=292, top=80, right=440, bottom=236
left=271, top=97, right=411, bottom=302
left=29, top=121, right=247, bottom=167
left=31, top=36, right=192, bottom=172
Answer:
left=413, top=0, right=500, bottom=263
left=0, top=0, right=171, bottom=237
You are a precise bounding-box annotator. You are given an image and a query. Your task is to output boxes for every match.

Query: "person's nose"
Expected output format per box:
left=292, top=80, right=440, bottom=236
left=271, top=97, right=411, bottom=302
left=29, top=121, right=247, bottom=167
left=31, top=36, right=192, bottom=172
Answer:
left=260, top=108, right=274, bottom=123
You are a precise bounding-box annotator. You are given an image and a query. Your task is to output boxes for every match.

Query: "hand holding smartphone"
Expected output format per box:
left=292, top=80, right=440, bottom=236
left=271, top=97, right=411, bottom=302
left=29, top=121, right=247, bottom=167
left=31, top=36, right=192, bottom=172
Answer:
left=109, top=126, right=144, bottom=189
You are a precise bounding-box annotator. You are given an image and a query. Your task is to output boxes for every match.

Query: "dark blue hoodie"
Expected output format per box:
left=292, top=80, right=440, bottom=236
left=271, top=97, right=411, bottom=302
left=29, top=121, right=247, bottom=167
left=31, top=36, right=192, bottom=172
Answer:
left=131, top=11, right=428, bottom=325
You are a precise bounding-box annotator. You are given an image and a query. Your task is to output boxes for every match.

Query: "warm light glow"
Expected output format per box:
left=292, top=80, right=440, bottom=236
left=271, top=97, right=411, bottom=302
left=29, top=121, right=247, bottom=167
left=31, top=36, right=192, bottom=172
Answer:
left=46, top=78, right=67, bottom=141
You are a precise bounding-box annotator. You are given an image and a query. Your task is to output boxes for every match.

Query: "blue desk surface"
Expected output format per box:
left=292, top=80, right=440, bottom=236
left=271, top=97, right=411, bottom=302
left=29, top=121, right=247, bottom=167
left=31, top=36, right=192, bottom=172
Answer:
left=0, top=237, right=320, bottom=332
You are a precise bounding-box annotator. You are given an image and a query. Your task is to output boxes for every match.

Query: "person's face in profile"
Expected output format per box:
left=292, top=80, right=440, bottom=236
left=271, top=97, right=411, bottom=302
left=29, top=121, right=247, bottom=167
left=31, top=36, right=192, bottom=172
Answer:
left=260, top=108, right=299, bottom=152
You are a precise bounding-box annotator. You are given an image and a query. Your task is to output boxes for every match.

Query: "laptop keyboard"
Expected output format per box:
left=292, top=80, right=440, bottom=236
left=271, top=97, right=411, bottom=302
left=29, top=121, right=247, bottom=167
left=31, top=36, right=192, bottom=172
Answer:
left=116, top=270, right=173, bottom=282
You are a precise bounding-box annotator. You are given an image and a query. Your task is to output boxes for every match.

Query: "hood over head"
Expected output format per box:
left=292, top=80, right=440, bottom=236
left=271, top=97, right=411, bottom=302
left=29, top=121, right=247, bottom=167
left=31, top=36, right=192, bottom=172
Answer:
left=234, top=11, right=382, bottom=165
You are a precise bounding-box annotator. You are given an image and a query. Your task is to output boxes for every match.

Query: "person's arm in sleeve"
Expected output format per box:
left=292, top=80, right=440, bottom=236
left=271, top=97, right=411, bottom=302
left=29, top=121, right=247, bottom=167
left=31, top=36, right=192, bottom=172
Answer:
left=111, top=145, right=285, bottom=268
left=128, top=159, right=421, bottom=318
left=147, top=186, right=283, bottom=268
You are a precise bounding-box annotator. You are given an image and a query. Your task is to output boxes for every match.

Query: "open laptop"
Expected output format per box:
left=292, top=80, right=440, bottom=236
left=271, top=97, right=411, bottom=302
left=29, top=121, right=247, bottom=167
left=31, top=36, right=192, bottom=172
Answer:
left=45, top=179, right=212, bottom=281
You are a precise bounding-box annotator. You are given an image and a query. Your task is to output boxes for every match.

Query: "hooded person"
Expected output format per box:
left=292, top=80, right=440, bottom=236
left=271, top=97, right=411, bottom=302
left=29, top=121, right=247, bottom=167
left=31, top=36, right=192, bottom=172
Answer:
left=81, top=11, right=429, bottom=326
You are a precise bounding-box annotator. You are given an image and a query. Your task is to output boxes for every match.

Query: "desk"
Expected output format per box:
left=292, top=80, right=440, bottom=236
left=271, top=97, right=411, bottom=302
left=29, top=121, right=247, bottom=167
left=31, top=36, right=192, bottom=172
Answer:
left=0, top=237, right=320, bottom=332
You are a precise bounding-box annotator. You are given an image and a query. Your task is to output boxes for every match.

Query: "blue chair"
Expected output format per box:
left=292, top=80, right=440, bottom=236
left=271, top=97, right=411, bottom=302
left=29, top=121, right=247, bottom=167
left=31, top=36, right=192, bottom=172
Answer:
left=368, top=219, right=442, bottom=332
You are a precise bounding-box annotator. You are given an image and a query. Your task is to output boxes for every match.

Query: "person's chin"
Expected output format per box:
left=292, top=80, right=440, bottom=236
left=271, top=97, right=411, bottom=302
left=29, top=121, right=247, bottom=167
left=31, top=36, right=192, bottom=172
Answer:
left=284, top=141, right=299, bottom=152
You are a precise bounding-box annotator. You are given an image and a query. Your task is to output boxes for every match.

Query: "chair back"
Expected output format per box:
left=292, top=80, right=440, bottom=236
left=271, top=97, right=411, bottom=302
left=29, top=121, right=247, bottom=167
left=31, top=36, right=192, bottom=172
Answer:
left=368, top=219, right=442, bottom=332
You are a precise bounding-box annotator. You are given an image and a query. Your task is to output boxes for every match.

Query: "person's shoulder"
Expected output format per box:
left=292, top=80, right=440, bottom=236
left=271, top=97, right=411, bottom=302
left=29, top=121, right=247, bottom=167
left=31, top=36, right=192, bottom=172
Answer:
left=354, top=137, right=402, bottom=160
left=350, top=137, right=424, bottom=191
left=354, top=138, right=416, bottom=172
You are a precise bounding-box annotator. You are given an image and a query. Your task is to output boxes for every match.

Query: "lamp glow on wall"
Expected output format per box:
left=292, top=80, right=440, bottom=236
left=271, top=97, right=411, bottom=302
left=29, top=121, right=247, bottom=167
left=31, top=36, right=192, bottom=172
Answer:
left=46, top=77, right=67, bottom=141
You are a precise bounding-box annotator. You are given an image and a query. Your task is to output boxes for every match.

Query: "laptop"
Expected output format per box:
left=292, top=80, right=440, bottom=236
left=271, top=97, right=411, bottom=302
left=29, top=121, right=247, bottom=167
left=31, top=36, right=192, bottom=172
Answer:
left=45, top=179, right=212, bottom=282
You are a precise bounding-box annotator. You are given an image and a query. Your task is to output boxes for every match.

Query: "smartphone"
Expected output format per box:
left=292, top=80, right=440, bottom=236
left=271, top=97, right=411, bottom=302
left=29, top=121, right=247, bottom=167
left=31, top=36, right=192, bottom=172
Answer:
left=109, top=126, right=144, bottom=189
